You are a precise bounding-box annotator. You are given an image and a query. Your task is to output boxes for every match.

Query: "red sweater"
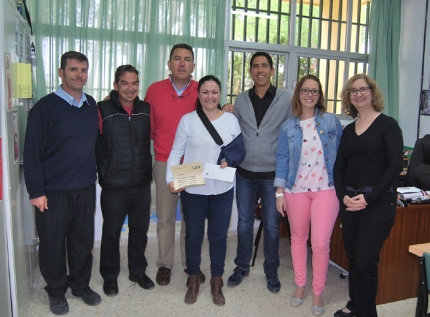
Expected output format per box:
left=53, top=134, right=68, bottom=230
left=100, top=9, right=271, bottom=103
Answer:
left=144, top=78, right=198, bottom=162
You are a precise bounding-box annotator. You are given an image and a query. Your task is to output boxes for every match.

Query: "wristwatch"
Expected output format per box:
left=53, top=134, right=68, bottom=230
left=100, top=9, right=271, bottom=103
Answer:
left=275, top=192, right=284, bottom=198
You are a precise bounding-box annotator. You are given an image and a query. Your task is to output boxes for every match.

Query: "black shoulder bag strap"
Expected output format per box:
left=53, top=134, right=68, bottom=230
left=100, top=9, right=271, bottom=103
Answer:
left=196, top=107, right=224, bottom=146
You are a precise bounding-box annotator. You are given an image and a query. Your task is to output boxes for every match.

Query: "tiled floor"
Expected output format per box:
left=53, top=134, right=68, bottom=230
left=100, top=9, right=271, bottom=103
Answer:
left=28, top=229, right=418, bottom=317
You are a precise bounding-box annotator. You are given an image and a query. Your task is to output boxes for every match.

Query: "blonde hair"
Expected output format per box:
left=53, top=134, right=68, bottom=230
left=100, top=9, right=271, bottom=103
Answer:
left=339, top=74, right=384, bottom=118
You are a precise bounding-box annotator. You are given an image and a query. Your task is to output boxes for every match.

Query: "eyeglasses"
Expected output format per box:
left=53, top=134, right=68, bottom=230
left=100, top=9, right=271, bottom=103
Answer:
left=349, top=87, right=371, bottom=96
left=300, top=88, right=319, bottom=96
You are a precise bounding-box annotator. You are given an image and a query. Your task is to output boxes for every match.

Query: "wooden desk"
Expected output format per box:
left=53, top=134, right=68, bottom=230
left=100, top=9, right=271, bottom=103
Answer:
left=409, top=243, right=430, bottom=317
left=330, top=204, right=430, bottom=305
left=409, top=243, right=430, bottom=257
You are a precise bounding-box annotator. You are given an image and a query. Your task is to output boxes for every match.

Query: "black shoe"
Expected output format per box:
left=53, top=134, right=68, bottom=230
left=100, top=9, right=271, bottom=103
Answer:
left=72, top=286, right=101, bottom=306
left=227, top=267, right=250, bottom=287
left=48, top=294, right=69, bottom=315
left=266, top=273, right=281, bottom=293
left=184, top=269, right=206, bottom=284
left=103, top=280, right=118, bottom=296
left=129, top=274, right=155, bottom=290
left=334, top=308, right=356, bottom=317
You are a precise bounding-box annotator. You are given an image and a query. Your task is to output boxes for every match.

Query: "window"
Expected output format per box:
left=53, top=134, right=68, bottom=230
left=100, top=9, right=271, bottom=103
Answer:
left=30, top=0, right=225, bottom=102
left=230, top=0, right=290, bottom=44
left=227, top=51, right=285, bottom=104
left=225, top=0, right=371, bottom=113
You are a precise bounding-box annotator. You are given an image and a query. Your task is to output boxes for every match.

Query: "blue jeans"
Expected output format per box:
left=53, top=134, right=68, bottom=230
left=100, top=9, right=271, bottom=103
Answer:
left=181, top=188, right=234, bottom=277
left=234, top=174, right=280, bottom=275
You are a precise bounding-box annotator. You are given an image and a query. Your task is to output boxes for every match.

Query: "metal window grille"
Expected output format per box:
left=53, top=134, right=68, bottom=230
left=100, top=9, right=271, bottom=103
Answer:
left=226, top=0, right=372, bottom=114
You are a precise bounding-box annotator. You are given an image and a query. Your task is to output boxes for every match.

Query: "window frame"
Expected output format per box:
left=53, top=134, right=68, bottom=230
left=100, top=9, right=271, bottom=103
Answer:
left=224, top=0, right=370, bottom=113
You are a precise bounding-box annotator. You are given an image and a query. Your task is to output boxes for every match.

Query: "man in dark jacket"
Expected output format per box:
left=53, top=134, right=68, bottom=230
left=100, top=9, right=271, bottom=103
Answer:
left=97, top=65, right=154, bottom=296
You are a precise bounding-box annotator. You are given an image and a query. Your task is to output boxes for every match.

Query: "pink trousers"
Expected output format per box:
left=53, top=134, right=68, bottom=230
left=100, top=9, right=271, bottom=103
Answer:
left=284, top=189, right=339, bottom=295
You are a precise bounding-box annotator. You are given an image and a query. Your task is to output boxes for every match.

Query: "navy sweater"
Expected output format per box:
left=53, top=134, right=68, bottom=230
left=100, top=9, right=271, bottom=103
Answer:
left=24, top=93, right=98, bottom=199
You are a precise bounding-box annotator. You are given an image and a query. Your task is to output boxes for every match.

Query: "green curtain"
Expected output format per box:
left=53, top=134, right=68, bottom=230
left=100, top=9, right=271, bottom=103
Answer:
left=28, top=0, right=225, bottom=102
left=368, top=0, right=401, bottom=121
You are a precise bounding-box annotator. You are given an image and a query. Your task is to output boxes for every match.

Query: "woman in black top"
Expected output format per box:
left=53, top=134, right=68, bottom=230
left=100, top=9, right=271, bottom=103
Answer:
left=333, top=74, right=403, bottom=317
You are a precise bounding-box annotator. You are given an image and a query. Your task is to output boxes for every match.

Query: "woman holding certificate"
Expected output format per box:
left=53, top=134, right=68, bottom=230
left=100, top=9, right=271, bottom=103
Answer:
left=166, top=75, right=241, bottom=306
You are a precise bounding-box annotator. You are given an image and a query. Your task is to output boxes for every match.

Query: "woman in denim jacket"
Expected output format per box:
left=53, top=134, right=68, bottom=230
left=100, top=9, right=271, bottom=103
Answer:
left=274, top=75, right=342, bottom=316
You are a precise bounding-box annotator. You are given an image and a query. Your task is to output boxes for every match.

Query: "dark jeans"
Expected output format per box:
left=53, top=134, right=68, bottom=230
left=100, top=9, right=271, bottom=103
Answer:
left=234, top=174, right=280, bottom=275
left=341, top=199, right=396, bottom=317
left=99, top=183, right=151, bottom=281
left=181, top=188, right=234, bottom=277
left=35, top=184, right=96, bottom=297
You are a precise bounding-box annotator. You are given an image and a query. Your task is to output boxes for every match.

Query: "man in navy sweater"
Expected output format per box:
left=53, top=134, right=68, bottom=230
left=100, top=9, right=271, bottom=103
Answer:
left=24, top=51, right=101, bottom=315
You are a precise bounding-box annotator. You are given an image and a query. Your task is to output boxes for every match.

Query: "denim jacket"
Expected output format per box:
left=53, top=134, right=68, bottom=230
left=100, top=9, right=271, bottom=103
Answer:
left=274, top=109, right=342, bottom=190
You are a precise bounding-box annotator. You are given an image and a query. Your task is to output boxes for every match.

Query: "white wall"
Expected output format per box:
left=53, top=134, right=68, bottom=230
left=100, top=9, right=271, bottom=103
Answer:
left=0, top=0, right=13, bottom=314
left=399, top=0, right=430, bottom=145
left=420, top=116, right=430, bottom=138
left=94, top=184, right=103, bottom=241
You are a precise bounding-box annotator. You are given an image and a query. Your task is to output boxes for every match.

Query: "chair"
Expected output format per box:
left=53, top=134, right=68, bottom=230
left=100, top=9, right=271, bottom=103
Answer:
left=251, top=215, right=290, bottom=267
left=251, top=193, right=290, bottom=267
left=416, top=252, right=430, bottom=317
left=251, top=193, right=263, bottom=267
left=406, top=135, right=430, bottom=190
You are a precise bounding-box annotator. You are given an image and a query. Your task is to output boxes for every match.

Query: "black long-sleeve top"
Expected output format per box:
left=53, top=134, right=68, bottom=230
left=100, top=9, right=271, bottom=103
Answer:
left=333, top=113, right=403, bottom=205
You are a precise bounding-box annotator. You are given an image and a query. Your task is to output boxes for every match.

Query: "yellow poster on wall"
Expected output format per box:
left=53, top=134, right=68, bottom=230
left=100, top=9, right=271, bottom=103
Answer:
left=11, top=62, right=32, bottom=98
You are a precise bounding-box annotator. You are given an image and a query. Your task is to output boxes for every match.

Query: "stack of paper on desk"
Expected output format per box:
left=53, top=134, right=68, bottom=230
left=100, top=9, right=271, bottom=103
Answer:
left=398, top=187, right=430, bottom=200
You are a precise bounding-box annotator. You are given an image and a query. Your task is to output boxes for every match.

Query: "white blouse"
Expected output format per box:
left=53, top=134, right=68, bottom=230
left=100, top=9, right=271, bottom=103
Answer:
left=288, top=116, right=331, bottom=193
left=166, top=111, right=242, bottom=195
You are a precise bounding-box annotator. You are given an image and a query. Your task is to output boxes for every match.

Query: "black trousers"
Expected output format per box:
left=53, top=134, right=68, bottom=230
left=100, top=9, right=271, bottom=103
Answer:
left=35, top=184, right=96, bottom=297
left=99, top=183, right=151, bottom=281
left=340, top=198, right=396, bottom=317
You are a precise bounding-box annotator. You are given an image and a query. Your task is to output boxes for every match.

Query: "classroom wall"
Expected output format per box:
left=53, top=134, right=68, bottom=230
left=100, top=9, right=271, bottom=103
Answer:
left=399, top=0, right=430, bottom=146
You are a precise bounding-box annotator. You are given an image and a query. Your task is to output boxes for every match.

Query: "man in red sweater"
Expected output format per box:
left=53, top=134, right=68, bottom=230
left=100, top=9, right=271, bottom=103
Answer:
left=144, top=43, right=204, bottom=286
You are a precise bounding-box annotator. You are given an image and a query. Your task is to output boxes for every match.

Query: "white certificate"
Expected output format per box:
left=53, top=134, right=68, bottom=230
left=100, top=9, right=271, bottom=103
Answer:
left=202, top=163, right=236, bottom=183
left=170, top=162, right=206, bottom=189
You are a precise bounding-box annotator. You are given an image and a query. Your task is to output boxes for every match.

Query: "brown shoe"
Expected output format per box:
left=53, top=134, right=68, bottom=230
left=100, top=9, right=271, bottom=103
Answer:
left=210, top=277, right=225, bottom=306
left=156, top=267, right=171, bottom=286
left=184, top=275, right=200, bottom=304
